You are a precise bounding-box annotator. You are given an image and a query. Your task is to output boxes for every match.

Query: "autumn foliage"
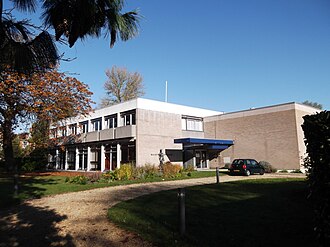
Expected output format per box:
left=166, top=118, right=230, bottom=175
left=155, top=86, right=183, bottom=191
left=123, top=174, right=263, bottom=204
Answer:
left=0, top=69, right=93, bottom=172
left=0, top=70, right=93, bottom=123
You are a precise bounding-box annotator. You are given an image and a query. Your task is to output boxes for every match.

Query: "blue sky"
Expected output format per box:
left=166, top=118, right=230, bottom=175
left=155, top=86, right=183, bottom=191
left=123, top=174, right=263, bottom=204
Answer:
left=4, top=0, right=330, bottom=112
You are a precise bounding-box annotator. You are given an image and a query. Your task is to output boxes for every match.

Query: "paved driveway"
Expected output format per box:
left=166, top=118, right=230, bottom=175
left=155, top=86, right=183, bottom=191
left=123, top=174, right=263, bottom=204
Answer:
left=0, top=173, right=305, bottom=247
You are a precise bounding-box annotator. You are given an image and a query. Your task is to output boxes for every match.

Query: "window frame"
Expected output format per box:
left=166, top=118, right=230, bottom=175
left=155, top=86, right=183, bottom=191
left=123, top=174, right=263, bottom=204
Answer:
left=91, top=118, right=102, bottom=131
left=181, top=115, right=204, bottom=132
left=79, top=121, right=89, bottom=133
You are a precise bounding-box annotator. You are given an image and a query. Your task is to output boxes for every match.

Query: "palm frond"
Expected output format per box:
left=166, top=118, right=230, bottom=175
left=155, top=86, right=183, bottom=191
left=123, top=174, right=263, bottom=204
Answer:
left=0, top=17, right=58, bottom=73
left=13, top=0, right=37, bottom=13
left=42, top=0, right=140, bottom=48
left=118, top=10, right=140, bottom=41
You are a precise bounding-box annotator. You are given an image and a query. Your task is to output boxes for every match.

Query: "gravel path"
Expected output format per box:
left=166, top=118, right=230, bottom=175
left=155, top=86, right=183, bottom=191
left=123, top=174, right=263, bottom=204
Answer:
left=0, top=173, right=305, bottom=247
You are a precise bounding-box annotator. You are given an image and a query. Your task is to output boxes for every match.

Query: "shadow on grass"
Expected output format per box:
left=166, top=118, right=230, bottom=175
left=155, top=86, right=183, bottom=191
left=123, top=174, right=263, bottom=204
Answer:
left=0, top=203, right=74, bottom=247
left=0, top=174, right=74, bottom=246
left=0, top=175, right=59, bottom=208
left=108, top=179, right=316, bottom=247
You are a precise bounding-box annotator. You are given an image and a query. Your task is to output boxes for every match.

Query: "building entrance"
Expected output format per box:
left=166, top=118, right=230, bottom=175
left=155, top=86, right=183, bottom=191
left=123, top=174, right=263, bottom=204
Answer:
left=195, top=150, right=207, bottom=169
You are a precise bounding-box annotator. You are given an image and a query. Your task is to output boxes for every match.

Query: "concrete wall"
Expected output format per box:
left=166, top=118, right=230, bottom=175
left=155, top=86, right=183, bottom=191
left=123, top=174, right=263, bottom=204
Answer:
left=205, top=103, right=319, bottom=170
left=136, top=109, right=183, bottom=166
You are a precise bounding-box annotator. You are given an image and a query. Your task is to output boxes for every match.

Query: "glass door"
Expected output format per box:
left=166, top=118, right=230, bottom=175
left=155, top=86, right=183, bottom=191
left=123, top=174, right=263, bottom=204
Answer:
left=196, top=150, right=207, bottom=169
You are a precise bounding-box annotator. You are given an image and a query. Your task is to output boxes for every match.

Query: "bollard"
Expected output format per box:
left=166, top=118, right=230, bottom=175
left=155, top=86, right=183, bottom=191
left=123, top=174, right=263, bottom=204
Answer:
left=177, top=188, right=186, bottom=236
left=216, top=167, right=220, bottom=184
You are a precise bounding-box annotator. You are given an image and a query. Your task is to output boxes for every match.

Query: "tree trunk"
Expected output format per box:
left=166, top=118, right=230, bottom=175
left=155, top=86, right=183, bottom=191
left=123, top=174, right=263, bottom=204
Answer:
left=0, top=0, right=3, bottom=21
left=2, top=119, right=19, bottom=195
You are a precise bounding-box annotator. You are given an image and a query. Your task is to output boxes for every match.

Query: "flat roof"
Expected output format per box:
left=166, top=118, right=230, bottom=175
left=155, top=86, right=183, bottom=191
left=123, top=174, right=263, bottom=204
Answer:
left=205, top=102, right=320, bottom=122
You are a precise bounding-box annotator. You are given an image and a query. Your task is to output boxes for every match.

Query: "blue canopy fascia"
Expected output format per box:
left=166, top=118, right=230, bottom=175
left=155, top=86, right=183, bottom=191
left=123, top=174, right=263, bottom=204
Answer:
left=174, top=138, right=234, bottom=151
left=174, top=138, right=234, bottom=146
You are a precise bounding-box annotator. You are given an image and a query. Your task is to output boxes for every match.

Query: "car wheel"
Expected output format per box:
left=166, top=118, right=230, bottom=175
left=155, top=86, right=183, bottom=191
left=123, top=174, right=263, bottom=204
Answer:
left=260, top=169, right=265, bottom=175
left=245, top=170, right=251, bottom=176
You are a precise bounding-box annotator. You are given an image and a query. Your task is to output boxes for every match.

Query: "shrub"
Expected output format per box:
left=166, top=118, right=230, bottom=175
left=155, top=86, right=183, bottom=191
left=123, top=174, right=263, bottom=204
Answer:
left=184, top=164, right=195, bottom=172
left=162, top=162, right=182, bottom=178
left=132, top=164, right=160, bottom=180
left=259, top=161, right=277, bottom=173
left=87, top=172, right=102, bottom=183
left=291, top=169, right=303, bottom=173
left=279, top=170, right=288, bottom=173
left=115, top=164, right=134, bottom=180
left=132, top=167, right=145, bottom=180
left=65, top=175, right=88, bottom=185
left=100, top=170, right=118, bottom=182
left=21, top=161, right=38, bottom=172
left=302, top=111, right=330, bottom=246
left=144, top=164, right=160, bottom=179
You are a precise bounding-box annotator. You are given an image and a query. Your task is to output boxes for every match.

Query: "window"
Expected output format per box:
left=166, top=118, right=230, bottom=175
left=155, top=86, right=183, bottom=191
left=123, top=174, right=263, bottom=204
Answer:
left=121, top=143, right=136, bottom=164
left=105, top=114, right=117, bottom=129
left=121, top=110, right=136, bottom=126
left=50, top=128, right=57, bottom=138
left=69, top=124, right=77, bottom=135
left=251, top=160, right=258, bottom=166
left=80, top=121, right=89, bottom=133
left=61, top=127, right=67, bottom=136
left=91, top=118, right=102, bottom=131
left=181, top=116, right=203, bottom=131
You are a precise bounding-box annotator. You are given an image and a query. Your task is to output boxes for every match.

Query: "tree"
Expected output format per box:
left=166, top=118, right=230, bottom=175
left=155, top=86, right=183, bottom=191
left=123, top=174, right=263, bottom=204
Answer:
left=0, top=69, right=93, bottom=192
left=100, top=66, right=145, bottom=107
left=42, top=0, right=140, bottom=48
left=0, top=9, right=58, bottom=72
left=1, top=0, right=140, bottom=72
left=302, top=100, right=323, bottom=110
left=302, top=112, right=330, bottom=246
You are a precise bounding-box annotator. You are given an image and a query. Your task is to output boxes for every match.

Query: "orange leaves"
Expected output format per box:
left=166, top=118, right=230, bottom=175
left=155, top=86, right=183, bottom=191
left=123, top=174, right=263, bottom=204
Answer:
left=0, top=69, right=94, bottom=125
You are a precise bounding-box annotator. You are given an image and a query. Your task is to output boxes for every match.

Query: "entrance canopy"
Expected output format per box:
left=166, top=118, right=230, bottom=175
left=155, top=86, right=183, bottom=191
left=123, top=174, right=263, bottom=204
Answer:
left=174, top=138, right=234, bottom=151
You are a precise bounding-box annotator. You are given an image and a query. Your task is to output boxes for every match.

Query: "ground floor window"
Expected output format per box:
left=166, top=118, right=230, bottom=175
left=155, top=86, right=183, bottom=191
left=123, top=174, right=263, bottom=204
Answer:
left=121, top=142, right=136, bottom=165
left=67, top=149, right=76, bottom=170
left=90, top=146, right=101, bottom=171
left=105, top=145, right=117, bottom=170
left=58, top=150, right=66, bottom=169
left=78, top=147, right=88, bottom=170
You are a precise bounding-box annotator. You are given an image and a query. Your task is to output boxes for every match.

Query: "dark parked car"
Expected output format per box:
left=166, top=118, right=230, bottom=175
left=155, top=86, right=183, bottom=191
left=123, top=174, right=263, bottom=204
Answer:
left=229, top=159, right=265, bottom=176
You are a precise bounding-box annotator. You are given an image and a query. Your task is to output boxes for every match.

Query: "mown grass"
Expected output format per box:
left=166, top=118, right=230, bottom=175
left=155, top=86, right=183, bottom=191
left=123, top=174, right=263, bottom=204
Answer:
left=108, top=178, right=316, bottom=247
left=0, top=170, right=217, bottom=208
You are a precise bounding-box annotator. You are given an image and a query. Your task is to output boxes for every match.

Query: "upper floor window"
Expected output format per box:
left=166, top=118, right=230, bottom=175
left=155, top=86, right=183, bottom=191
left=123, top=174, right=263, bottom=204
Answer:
left=69, top=124, right=77, bottom=135
left=182, top=116, right=203, bottom=132
left=121, top=110, right=136, bottom=126
left=50, top=128, right=57, bottom=138
left=105, top=114, right=117, bottom=129
left=91, top=118, right=102, bottom=131
left=60, top=127, right=67, bottom=136
left=80, top=121, right=89, bottom=133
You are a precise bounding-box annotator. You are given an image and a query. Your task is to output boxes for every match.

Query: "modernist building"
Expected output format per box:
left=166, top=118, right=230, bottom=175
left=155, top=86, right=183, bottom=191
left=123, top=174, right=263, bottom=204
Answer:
left=48, top=98, right=318, bottom=171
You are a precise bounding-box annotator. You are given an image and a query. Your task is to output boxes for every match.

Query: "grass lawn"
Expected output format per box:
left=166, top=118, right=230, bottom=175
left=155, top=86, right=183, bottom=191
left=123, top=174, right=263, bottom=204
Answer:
left=0, top=170, right=217, bottom=208
left=108, top=178, right=316, bottom=247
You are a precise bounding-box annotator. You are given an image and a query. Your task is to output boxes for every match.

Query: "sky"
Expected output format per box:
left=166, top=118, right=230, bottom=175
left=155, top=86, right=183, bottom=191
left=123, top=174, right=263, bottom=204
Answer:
left=4, top=0, right=330, bottom=112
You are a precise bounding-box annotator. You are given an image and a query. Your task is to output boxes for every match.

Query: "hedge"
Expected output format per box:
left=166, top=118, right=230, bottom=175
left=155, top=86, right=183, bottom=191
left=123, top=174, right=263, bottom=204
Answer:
left=302, top=111, right=330, bottom=247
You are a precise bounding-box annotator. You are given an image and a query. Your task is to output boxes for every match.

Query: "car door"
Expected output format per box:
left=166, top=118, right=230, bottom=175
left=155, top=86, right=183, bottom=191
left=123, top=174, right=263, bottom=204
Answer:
left=250, top=160, right=259, bottom=173
left=246, top=159, right=252, bottom=173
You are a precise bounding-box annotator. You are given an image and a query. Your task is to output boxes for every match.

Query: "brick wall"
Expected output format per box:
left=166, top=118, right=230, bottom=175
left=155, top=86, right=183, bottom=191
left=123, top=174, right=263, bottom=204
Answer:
left=205, top=108, right=300, bottom=169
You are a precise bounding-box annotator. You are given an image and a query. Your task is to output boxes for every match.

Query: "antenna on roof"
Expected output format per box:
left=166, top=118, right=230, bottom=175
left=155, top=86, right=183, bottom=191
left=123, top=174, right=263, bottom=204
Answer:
left=165, top=80, right=168, bottom=102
